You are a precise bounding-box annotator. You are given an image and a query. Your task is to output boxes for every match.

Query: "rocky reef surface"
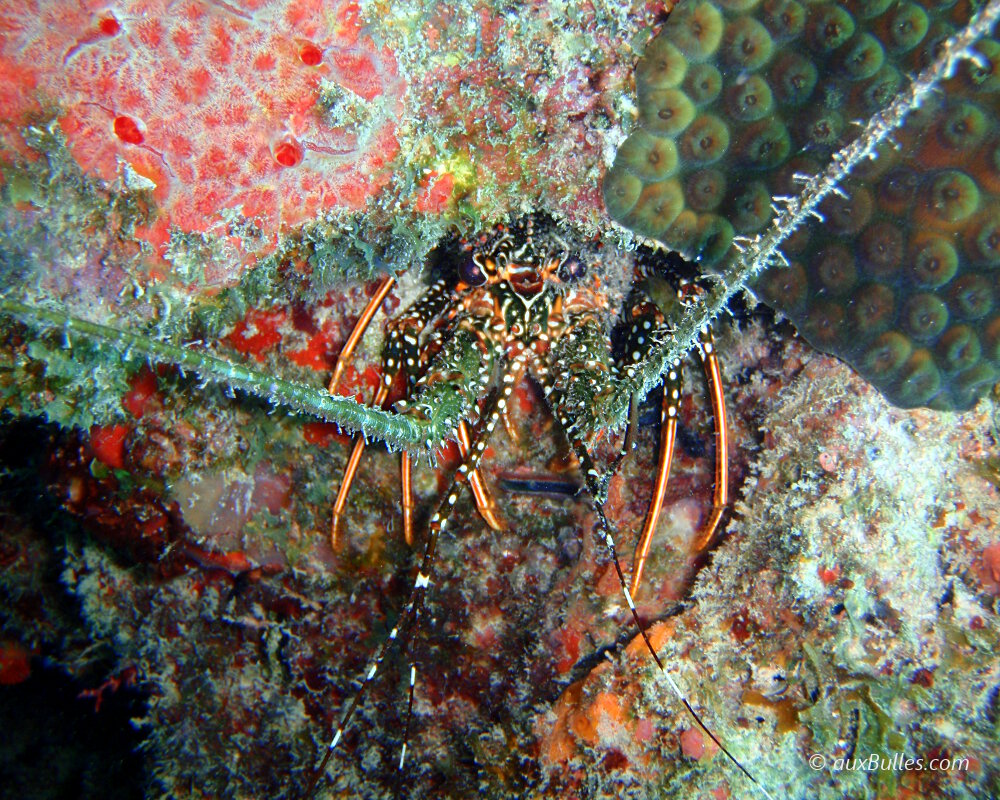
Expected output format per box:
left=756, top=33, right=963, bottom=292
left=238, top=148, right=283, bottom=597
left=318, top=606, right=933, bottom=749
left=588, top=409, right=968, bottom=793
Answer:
left=0, top=1, right=998, bottom=799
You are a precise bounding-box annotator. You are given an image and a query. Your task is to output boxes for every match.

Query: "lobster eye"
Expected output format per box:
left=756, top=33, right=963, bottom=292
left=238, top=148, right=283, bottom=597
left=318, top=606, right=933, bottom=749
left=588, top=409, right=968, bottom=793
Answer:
left=460, top=256, right=487, bottom=286
left=559, top=257, right=587, bottom=282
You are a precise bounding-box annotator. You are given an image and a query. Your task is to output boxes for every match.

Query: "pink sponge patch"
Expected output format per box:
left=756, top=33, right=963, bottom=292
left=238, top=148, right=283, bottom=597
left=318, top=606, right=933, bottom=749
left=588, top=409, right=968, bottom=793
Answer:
left=0, top=0, right=403, bottom=239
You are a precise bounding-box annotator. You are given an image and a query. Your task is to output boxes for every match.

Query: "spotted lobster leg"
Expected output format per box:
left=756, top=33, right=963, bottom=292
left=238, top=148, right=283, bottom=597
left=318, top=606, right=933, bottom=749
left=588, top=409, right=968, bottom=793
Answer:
left=690, top=327, right=729, bottom=553
left=327, top=275, right=397, bottom=397
left=620, top=283, right=730, bottom=596
left=329, top=276, right=437, bottom=549
left=328, top=277, right=500, bottom=549
left=631, top=356, right=680, bottom=596
left=629, top=327, right=730, bottom=592
left=457, top=418, right=504, bottom=531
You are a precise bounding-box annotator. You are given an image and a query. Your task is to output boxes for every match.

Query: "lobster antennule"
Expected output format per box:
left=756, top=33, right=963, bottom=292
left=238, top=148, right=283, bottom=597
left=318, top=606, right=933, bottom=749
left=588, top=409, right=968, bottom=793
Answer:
left=307, top=352, right=526, bottom=799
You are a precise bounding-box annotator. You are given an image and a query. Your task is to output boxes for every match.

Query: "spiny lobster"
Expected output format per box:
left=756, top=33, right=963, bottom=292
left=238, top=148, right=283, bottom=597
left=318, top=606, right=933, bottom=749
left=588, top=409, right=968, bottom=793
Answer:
left=304, top=215, right=768, bottom=799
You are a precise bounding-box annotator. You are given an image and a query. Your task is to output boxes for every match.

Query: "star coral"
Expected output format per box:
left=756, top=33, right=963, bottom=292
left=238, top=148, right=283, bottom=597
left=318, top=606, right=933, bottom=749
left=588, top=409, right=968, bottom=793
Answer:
left=605, top=0, right=1000, bottom=410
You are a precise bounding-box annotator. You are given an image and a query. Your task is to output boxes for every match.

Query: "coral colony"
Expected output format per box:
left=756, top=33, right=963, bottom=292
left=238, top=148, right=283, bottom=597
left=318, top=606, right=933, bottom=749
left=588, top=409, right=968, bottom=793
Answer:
left=0, top=2, right=999, bottom=800
left=604, top=0, right=1000, bottom=411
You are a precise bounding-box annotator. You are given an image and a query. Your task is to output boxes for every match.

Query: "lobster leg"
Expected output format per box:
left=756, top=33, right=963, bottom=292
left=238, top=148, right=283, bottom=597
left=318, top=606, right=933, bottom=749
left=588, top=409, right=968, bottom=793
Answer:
left=631, top=358, right=680, bottom=596
left=327, top=279, right=446, bottom=549
left=404, top=320, right=503, bottom=538
left=400, top=450, right=415, bottom=546
left=691, top=327, right=729, bottom=553
left=329, top=277, right=499, bottom=548
left=329, top=365, right=395, bottom=550
left=328, top=276, right=401, bottom=548
left=619, top=278, right=730, bottom=590
left=327, top=275, right=396, bottom=396
left=330, top=407, right=385, bottom=550
left=615, top=295, right=680, bottom=595
left=457, top=419, right=504, bottom=531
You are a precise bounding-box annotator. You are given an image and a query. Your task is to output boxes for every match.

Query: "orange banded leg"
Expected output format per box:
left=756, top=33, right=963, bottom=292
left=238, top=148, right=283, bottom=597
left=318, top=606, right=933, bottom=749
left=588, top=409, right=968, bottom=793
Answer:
left=327, top=275, right=396, bottom=396
left=457, top=419, right=503, bottom=531
left=328, top=276, right=396, bottom=550
left=630, top=359, right=681, bottom=596
left=401, top=451, right=415, bottom=547
left=630, top=328, right=730, bottom=591
left=691, top=328, right=728, bottom=553
left=328, top=278, right=454, bottom=550
left=330, top=383, right=391, bottom=550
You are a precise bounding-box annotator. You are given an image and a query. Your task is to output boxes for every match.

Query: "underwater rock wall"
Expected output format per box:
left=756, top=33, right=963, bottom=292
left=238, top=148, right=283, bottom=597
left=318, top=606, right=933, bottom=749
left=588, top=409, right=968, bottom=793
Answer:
left=0, top=1, right=998, bottom=799
left=537, top=324, right=1000, bottom=799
